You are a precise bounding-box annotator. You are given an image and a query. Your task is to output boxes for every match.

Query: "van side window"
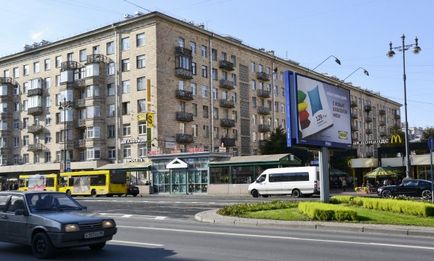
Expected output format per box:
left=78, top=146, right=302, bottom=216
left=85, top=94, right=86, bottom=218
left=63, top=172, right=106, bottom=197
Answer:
left=269, top=172, right=309, bottom=182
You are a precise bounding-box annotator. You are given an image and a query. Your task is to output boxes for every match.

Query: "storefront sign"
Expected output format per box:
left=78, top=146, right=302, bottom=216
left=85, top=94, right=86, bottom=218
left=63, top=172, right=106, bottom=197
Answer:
left=353, top=139, right=389, bottom=145
left=390, top=134, right=402, bottom=144
left=121, top=137, right=147, bottom=145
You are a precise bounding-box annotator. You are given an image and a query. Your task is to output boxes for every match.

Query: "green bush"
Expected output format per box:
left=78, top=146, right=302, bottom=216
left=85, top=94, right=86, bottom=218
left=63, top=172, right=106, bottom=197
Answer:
left=218, top=201, right=296, bottom=216
left=330, top=196, right=434, bottom=217
left=298, top=202, right=358, bottom=221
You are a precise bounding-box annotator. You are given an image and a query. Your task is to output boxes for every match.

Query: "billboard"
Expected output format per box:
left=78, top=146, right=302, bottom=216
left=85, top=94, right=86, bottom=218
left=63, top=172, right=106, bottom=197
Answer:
left=284, top=72, right=352, bottom=149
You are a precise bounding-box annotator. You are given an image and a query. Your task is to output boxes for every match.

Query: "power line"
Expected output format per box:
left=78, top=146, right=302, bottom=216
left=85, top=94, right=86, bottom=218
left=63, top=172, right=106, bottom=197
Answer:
left=123, top=0, right=152, bottom=13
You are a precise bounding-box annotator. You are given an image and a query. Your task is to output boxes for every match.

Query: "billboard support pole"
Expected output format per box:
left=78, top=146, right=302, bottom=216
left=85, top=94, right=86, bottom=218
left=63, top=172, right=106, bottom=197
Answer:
left=319, top=146, right=330, bottom=202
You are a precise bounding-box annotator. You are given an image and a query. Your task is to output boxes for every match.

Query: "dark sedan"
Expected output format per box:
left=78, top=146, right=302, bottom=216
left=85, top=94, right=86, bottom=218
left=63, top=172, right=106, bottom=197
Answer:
left=377, top=179, right=433, bottom=199
left=0, top=191, right=117, bottom=259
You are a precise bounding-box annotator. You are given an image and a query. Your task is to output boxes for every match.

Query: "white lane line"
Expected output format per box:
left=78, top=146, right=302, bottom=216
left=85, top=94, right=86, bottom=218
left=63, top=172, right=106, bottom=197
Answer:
left=122, top=214, right=132, bottom=218
left=109, top=240, right=163, bottom=247
left=97, top=213, right=167, bottom=220
left=118, top=225, right=434, bottom=251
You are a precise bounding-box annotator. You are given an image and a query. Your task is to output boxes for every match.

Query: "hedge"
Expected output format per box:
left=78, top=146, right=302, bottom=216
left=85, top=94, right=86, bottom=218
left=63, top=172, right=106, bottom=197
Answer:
left=218, top=201, right=296, bottom=216
left=331, top=196, right=434, bottom=217
left=298, top=202, right=358, bottom=221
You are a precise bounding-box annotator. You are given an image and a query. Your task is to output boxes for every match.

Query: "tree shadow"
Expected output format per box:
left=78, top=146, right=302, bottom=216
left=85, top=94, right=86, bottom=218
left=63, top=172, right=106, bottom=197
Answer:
left=0, top=243, right=195, bottom=261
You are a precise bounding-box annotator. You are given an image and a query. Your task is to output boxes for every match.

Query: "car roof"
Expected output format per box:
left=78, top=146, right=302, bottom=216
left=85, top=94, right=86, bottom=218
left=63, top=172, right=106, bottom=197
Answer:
left=0, top=191, right=64, bottom=196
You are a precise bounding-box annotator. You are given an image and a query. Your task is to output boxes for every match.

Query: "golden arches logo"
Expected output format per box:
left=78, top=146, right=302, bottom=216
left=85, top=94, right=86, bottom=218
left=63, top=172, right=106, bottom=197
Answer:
left=390, top=134, right=402, bottom=144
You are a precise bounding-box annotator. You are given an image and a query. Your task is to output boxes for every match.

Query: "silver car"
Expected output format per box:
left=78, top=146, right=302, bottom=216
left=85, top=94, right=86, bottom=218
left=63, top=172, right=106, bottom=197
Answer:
left=0, top=191, right=117, bottom=259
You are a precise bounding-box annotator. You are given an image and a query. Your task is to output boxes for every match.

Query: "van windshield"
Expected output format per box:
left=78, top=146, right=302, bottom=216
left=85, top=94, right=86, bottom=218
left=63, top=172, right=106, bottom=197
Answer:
left=256, top=175, right=266, bottom=183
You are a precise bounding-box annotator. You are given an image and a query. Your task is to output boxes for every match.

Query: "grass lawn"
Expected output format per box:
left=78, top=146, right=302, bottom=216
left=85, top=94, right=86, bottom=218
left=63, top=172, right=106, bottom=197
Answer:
left=239, top=204, right=434, bottom=227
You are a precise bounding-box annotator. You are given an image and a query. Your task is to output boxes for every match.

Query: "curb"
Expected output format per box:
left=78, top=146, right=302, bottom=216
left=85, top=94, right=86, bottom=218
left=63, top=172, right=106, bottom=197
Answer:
left=195, top=209, right=434, bottom=237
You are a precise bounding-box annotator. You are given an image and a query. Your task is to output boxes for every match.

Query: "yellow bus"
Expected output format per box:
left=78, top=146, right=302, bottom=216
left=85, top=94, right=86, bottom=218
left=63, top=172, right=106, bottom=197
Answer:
left=18, top=174, right=59, bottom=192
left=58, top=170, right=127, bottom=197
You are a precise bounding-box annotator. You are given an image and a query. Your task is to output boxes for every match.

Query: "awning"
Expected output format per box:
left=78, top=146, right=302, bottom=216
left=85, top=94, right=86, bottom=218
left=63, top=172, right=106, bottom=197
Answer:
left=209, top=153, right=301, bottom=167
left=97, top=161, right=151, bottom=171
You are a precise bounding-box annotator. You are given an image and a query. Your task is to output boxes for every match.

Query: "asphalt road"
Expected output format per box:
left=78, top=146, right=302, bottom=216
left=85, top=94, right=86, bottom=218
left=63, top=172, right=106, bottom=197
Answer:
left=1, top=195, right=434, bottom=260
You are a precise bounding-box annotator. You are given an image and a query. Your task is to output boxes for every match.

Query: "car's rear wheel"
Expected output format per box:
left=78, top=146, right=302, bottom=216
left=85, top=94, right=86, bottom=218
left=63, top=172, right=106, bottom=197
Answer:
left=421, top=189, right=432, bottom=200
left=292, top=189, right=301, bottom=198
left=251, top=189, right=259, bottom=198
left=89, top=242, right=106, bottom=250
left=381, top=189, right=392, bottom=198
left=32, top=232, right=55, bottom=259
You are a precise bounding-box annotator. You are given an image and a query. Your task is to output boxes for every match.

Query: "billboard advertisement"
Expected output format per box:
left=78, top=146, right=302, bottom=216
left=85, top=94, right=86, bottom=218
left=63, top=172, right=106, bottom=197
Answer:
left=284, top=72, right=352, bottom=149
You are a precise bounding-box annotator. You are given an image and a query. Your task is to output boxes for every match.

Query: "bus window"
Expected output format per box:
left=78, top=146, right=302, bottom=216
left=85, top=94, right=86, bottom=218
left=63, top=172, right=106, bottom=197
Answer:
left=90, top=175, right=106, bottom=186
left=110, top=171, right=127, bottom=184
left=45, top=178, right=55, bottom=187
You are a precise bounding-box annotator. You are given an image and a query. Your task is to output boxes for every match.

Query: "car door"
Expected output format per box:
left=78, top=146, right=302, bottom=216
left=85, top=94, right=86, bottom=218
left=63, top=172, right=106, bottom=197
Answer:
left=5, top=195, right=28, bottom=244
left=0, top=194, right=11, bottom=242
left=400, top=180, right=418, bottom=196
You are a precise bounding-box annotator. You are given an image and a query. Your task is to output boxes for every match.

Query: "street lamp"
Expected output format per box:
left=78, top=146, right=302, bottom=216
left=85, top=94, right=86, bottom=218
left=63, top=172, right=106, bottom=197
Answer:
left=312, top=55, right=341, bottom=71
left=343, top=67, right=369, bottom=81
left=387, top=35, right=421, bottom=178
left=58, top=98, right=73, bottom=172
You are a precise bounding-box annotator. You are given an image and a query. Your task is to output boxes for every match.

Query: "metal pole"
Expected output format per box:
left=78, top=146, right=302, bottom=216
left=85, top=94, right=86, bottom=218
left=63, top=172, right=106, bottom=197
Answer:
left=431, top=147, right=433, bottom=203
left=319, top=147, right=330, bottom=203
left=401, top=34, right=411, bottom=178
left=63, top=98, right=67, bottom=172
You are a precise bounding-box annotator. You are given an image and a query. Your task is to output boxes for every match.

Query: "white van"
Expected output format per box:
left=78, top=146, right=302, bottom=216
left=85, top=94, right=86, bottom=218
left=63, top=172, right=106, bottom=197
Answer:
left=248, top=166, right=320, bottom=198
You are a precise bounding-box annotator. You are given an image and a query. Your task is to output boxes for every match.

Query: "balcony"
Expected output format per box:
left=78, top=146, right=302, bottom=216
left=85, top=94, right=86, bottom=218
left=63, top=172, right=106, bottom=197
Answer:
left=365, top=117, right=372, bottom=123
left=28, top=106, right=43, bottom=115
left=351, top=101, right=358, bottom=108
left=379, top=109, right=386, bottom=115
left=351, top=114, right=358, bottom=119
left=256, top=72, right=270, bottom=81
left=77, top=139, right=86, bottom=148
left=175, top=46, right=192, bottom=57
left=0, top=77, right=16, bottom=85
left=86, top=54, right=109, bottom=64
left=366, top=129, right=372, bottom=135
left=28, top=124, right=44, bottom=134
left=219, top=99, right=235, bottom=108
left=219, top=79, right=235, bottom=90
left=176, top=111, right=194, bottom=122
left=221, top=137, right=236, bottom=147
left=175, top=68, right=193, bottom=80
left=0, top=147, right=10, bottom=154
left=27, top=88, right=42, bottom=97
left=220, top=118, right=236, bottom=128
left=364, top=105, right=372, bottom=112
left=76, top=98, right=85, bottom=108
left=219, top=60, right=234, bottom=71
left=77, top=119, right=86, bottom=128
left=394, top=114, right=401, bottom=120
left=257, top=89, right=271, bottom=98
left=175, top=90, right=194, bottom=101
left=28, top=143, right=45, bottom=152
left=257, top=106, right=271, bottom=115
left=176, top=133, right=193, bottom=144
left=258, top=124, right=271, bottom=133
left=351, top=125, right=358, bottom=132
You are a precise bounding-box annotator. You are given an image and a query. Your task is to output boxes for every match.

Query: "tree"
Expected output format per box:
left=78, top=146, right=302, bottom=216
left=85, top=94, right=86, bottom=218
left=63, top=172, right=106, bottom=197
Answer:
left=422, top=127, right=434, bottom=141
left=260, top=127, right=314, bottom=165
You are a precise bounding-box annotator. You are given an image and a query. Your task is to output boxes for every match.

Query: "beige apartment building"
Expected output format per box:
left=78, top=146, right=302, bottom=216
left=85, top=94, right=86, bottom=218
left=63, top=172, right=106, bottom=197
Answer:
left=0, top=11, right=400, bottom=179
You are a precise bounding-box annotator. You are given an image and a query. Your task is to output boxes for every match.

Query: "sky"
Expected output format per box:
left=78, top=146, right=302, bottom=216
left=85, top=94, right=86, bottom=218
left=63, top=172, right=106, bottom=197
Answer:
left=1, top=0, right=434, bottom=128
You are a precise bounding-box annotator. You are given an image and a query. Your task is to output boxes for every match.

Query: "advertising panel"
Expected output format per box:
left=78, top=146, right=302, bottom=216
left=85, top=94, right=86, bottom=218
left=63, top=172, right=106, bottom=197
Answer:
left=284, top=72, right=352, bottom=148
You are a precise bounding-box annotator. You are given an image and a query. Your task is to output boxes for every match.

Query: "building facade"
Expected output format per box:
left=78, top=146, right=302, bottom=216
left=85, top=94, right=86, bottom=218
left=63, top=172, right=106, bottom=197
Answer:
left=0, top=12, right=400, bottom=178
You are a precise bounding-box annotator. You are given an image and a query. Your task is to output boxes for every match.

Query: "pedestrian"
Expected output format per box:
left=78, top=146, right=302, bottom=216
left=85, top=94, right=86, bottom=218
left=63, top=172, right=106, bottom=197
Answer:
left=342, top=177, right=347, bottom=192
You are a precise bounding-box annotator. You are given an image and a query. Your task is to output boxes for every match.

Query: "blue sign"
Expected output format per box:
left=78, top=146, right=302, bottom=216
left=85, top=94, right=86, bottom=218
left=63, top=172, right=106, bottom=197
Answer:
left=428, top=137, right=434, bottom=151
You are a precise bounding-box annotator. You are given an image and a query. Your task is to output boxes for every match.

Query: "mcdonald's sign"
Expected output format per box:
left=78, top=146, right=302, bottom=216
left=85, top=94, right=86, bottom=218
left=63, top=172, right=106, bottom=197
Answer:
left=390, top=134, right=402, bottom=144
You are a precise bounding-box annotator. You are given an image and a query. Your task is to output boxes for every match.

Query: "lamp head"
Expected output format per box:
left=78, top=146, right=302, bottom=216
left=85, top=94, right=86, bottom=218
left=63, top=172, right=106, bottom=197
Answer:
left=387, top=42, right=395, bottom=58
left=413, top=37, right=421, bottom=54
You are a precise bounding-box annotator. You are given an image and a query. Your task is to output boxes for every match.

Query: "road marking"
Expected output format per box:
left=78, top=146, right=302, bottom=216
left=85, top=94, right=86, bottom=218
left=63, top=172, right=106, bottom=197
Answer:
left=118, top=225, right=434, bottom=251
left=109, top=240, right=163, bottom=247
left=97, top=213, right=167, bottom=220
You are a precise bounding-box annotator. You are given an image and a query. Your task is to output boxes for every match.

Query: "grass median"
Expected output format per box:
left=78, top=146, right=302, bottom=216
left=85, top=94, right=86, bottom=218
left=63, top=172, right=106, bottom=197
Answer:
left=218, top=200, right=434, bottom=227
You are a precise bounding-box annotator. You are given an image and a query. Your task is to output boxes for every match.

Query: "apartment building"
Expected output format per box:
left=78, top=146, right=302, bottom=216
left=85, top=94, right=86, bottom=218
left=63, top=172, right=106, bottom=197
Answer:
left=0, top=11, right=400, bottom=178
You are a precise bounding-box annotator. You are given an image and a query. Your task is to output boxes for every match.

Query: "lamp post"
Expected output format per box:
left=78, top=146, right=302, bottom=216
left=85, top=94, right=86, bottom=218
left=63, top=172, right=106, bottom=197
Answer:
left=59, top=98, right=73, bottom=172
left=343, top=67, right=369, bottom=82
left=312, top=55, right=341, bottom=71
left=387, top=35, right=421, bottom=179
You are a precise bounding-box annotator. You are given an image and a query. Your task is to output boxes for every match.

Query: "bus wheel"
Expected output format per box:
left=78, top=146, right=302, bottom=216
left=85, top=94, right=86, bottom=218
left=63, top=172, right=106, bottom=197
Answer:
left=66, top=190, right=71, bottom=197
left=91, top=189, right=97, bottom=197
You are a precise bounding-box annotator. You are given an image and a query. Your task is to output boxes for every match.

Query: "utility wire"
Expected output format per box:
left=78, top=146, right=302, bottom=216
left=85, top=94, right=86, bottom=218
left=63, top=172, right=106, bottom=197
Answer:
left=123, top=0, right=152, bottom=13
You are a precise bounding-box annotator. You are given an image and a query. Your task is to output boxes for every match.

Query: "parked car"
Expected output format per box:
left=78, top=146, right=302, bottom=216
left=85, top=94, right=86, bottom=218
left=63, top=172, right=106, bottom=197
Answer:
left=126, top=185, right=139, bottom=197
left=377, top=179, right=433, bottom=199
left=0, top=191, right=117, bottom=259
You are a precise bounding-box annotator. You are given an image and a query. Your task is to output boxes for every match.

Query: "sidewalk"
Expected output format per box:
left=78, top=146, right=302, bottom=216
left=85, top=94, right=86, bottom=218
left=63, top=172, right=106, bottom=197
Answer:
left=195, top=209, right=434, bottom=237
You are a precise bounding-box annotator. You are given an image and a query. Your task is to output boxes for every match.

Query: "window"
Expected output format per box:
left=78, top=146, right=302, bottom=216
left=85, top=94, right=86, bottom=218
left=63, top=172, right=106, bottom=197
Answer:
left=213, top=107, right=219, bottom=119
left=107, top=125, right=115, bottom=138
left=137, top=77, right=146, bottom=91
left=251, top=62, right=256, bottom=72
left=212, top=87, right=218, bottom=100
left=107, top=104, right=115, bottom=117
left=121, top=37, right=130, bottom=51
left=107, top=62, right=115, bottom=75
left=202, top=86, right=208, bottom=98
left=45, top=152, right=51, bottom=163
left=177, top=37, right=185, bottom=47
left=33, top=62, right=40, bottom=73
left=136, top=33, right=145, bottom=47
left=200, top=45, right=207, bottom=58
left=23, top=65, right=29, bottom=76
left=87, top=148, right=101, bottom=159
left=190, top=41, right=196, bottom=55
left=136, top=55, right=146, bottom=69
left=107, top=83, right=115, bottom=96
left=23, top=135, right=29, bottom=146
left=138, top=144, right=147, bottom=157
left=92, top=45, right=99, bottom=55
left=13, top=67, right=19, bottom=78
left=201, top=65, right=208, bottom=78
left=203, top=105, right=209, bottom=118
left=203, top=125, right=209, bottom=138
left=138, top=122, right=147, bottom=135
left=45, top=77, right=51, bottom=88
left=108, top=147, right=116, bottom=159
left=123, top=124, right=131, bottom=136
left=44, top=59, right=51, bottom=71
left=121, top=59, right=130, bottom=72
left=122, top=80, right=130, bottom=94
left=87, top=127, right=101, bottom=138
left=212, top=68, right=218, bottom=80
left=123, top=145, right=131, bottom=158
left=79, top=49, right=87, bottom=62
left=14, top=137, right=20, bottom=147
left=252, top=97, right=257, bottom=108
left=106, top=41, right=115, bottom=55
left=122, top=102, right=130, bottom=115
left=192, top=103, right=197, bottom=116
left=230, top=55, right=237, bottom=66
left=138, top=99, right=146, bottom=112
left=192, top=124, right=198, bottom=137
left=269, top=172, right=309, bottom=182
left=67, top=52, right=73, bottom=61
left=191, top=83, right=197, bottom=96
left=55, top=56, right=62, bottom=68
left=192, top=62, right=197, bottom=75
left=212, top=48, right=217, bottom=61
